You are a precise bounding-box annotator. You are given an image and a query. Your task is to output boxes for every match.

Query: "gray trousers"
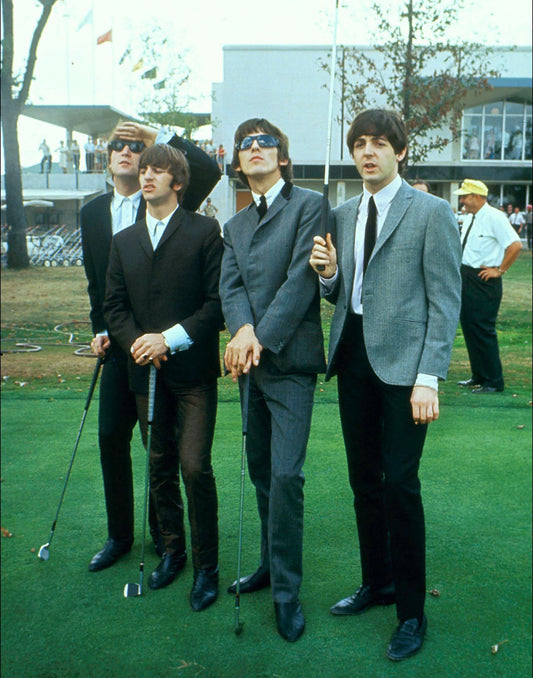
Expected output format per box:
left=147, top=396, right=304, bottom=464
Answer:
left=243, top=359, right=316, bottom=603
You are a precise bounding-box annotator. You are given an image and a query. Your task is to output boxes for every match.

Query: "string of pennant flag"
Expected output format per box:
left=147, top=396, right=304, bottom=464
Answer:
left=77, top=9, right=166, bottom=89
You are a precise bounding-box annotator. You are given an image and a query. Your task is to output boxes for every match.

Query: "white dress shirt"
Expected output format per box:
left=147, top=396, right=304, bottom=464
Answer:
left=111, top=189, right=142, bottom=235
left=461, top=203, right=520, bottom=268
left=252, top=177, right=285, bottom=210
left=145, top=207, right=193, bottom=354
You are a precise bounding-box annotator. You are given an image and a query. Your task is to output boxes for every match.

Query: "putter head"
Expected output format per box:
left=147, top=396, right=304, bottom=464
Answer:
left=38, top=544, right=50, bottom=561
left=235, top=621, right=244, bottom=636
left=123, top=582, right=142, bottom=597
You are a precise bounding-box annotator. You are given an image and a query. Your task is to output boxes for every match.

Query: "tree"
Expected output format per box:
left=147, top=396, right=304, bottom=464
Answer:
left=122, top=24, right=198, bottom=137
left=1, top=0, right=59, bottom=268
left=332, top=0, right=500, bottom=164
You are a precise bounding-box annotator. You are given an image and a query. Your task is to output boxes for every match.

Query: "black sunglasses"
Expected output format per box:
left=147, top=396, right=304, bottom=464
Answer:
left=108, top=140, right=146, bottom=153
left=236, top=134, right=279, bottom=151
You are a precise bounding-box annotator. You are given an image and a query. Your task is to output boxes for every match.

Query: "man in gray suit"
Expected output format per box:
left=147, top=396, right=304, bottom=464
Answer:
left=220, top=118, right=327, bottom=642
left=310, top=109, right=461, bottom=661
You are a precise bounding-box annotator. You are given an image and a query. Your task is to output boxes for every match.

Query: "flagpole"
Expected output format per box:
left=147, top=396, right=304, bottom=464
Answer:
left=91, top=0, right=96, bottom=104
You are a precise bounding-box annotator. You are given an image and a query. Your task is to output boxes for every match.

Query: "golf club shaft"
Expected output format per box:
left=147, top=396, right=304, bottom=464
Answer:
left=43, top=356, right=103, bottom=549
left=139, top=364, right=157, bottom=593
left=235, top=371, right=251, bottom=630
left=317, top=0, right=340, bottom=271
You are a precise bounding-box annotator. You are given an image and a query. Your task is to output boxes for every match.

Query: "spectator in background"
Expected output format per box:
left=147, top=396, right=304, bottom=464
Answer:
left=525, top=205, right=532, bottom=249
left=39, top=139, right=51, bottom=173
left=509, top=206, right=525, bottom=235
left=201, top=197, right=218, bottom=219
left=455, top=179, right=522, bottom=394
left=71, top=140, right=80, bottom=172
left=411, top=180, right=431, bottom=194
left=85, top=137, right=95, bottom=173
left=216, top=144, right=226, bottom=173
left=56, top=141, right=68, bottom=174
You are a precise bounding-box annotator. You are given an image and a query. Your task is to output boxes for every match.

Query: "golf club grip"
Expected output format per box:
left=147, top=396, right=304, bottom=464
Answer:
left=147, top=364, right=157, bottom=424
left=316, top=188, right=330, bottom=272
left=84, top=356, right=103, bottom=409
left=240, top=372, right=250, bottom=435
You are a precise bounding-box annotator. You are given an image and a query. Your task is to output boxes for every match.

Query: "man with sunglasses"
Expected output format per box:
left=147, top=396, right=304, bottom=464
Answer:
left=219, top=118, right=328, bottom=642
left=81, top=121, right=220, bottom=573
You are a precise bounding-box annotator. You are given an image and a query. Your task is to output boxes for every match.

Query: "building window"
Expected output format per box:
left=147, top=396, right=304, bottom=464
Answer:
left=462, top=101, right=532, bottom=161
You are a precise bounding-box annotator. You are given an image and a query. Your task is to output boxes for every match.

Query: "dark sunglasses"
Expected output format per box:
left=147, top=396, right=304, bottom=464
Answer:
left=236, top=134, right=279, bottom=151
left=108, top=140, right=146, bottom=153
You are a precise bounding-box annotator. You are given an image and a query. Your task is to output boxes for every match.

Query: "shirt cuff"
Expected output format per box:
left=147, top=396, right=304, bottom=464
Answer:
left=415, top=373, right=439, bottom=391
left=319, top=267, right=339, bottom=290
left=162, top=325, right=193, bottom=354
left=156, top=129, right=174, bottom=144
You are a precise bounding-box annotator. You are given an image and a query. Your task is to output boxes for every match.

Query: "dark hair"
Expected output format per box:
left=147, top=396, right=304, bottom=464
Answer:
left=346, top=109, right=408, bottom=174
left=107, top=119, right=125, bottom=163
left=411, top=179, right=432, bottom=193
left=138, top=144, right=190, bottom=203
left=231, top=118, right=293, bottom=187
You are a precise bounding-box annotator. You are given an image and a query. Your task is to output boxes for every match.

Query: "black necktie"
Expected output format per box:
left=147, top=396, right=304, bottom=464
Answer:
left=363, top=196, right=377, bottom=275
left=257, top=195, right=267, bottom=220
left=462, top=214, right=475, bottom=252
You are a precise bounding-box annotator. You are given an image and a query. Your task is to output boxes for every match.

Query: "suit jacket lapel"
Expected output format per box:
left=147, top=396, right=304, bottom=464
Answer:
left=341, top=196, right=361, bottom=302
left=156, top=208, right=186, bottom=250
left=372, top=181, right=413, bottom=257
left=135, top=218, right=153, bottom=259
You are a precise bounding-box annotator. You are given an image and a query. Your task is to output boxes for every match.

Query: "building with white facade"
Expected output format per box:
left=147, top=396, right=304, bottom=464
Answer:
left=210, top=44, right=532, bottom=223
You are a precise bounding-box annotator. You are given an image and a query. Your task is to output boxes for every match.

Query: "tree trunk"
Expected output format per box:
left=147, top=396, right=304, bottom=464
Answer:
left=1, top=104, right=29, bottom=268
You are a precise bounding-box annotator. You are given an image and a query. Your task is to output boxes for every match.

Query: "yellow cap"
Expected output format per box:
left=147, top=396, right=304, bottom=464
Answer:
left=454, top=179, right=489, bottom=197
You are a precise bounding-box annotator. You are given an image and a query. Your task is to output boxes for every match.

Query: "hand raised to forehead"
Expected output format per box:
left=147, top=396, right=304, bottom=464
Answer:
left=114, top=122, right=158, bottom=147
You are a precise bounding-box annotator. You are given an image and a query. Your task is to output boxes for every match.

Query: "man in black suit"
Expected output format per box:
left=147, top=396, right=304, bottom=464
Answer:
left=81, top=122, right=220, bottom=573
left=103, top=143, right=223, bottom=610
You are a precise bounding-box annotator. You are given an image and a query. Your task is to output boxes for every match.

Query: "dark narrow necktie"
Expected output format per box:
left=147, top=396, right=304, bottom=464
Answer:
left=257, top=195, right=267, bottom=220
left=461, top=214, right=475, bottom=251
left=363, top=196, right=377, bottom=275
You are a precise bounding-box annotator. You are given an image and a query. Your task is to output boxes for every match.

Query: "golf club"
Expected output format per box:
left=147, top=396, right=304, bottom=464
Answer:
left=234, top=370, right=251, bottom=635
left=317, top=0, right=340, bottom=272
left=124, top=363, right=157, bottom=597
left=38, top=356, right=104, bottom=561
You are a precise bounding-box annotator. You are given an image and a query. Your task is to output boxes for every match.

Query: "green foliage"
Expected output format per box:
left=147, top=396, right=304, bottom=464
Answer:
left=123, top=22, right=193, bottom=134
left=336, top=0, right=499, bottom=163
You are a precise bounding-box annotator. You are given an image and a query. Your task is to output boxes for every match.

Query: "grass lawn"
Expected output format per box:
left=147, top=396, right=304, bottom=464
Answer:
left=1, top=254, right=531, bottom=677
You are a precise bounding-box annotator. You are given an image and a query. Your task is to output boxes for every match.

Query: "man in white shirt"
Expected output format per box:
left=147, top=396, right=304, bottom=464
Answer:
left=508, top=206, right=526, bottom=235
left=104, top=144, right=223, bottom=610
left=310, top=108, right=461, bottom=661
left=455, top=179, right=522, bottom=393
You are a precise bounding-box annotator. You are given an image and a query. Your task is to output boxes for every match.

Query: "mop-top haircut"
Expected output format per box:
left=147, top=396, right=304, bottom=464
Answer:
left=138, top=143, right=190, bottom=204
left=347, top=109, right=409, bottom=174
left=231, top=117, right=293, bottom=188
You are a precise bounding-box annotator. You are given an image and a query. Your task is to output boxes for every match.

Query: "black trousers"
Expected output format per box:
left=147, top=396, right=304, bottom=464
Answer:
left=460, top=265, right=504, bottom=390
left=136, top=379, right=218, bottom=570
left=336, top=314, right=427, bottom=622
left=98, top=352, right=157, bottom=543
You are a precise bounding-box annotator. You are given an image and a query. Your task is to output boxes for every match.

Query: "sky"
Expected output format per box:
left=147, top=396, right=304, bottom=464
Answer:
left=4, top=0, right=532, bottom=168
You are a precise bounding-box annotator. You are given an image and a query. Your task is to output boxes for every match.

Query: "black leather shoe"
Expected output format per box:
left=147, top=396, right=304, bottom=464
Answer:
left=190, top=566, right=219, bottom=611
left=457, top=377, right=480, bottom=387
left=227, top=566, right=270, bottom=594
left=88, top=538, right=132, bottom=572
left=472, top=385, right=503, bottom=393
left=330, top=583, right=395, bottom=615
left=148, top=551, right=187, bottom=590
left=387, top=615, right=427, bottom=661
left=274, top=601, right=305, bottom=642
